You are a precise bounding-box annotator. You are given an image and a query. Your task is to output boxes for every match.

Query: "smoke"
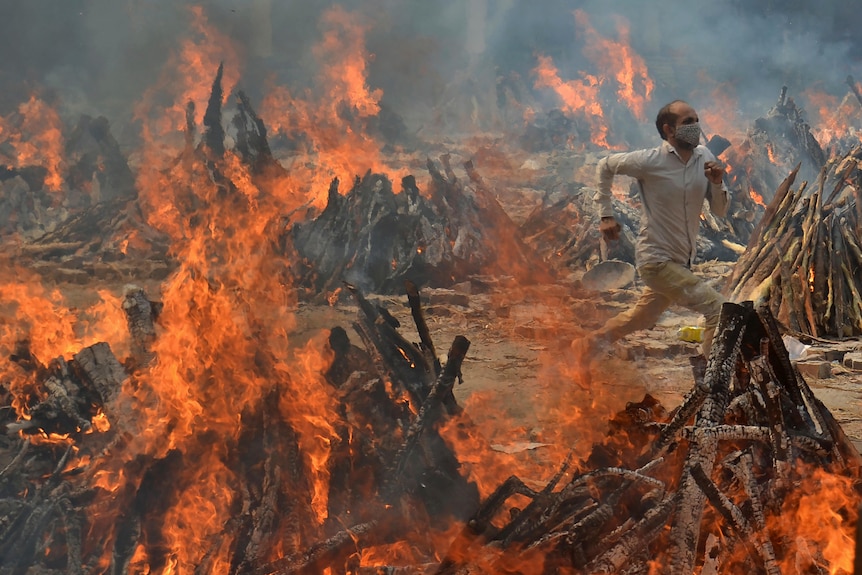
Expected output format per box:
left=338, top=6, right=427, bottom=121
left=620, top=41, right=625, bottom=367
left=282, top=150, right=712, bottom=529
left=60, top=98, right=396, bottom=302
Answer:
left=1, top=0, right=861, bottom=147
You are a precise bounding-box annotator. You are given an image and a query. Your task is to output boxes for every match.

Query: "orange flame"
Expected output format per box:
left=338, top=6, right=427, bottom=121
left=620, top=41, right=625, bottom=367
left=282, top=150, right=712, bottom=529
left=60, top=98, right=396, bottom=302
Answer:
left=260, top=6, right=397, bottom=206
left=575, top=10, right=653, bottom=120
left=803, top=88, right=861, bottom=148
left=0, top=94, right=65, bottom=191
left=532, top=54, right=610, bottom=149
left=132, top=6, right=241, bottom=154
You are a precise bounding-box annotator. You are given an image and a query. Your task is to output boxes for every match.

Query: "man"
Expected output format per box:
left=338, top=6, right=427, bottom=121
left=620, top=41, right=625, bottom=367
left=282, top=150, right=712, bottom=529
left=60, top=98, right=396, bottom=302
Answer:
left=573, top=100, right=730, bottom=375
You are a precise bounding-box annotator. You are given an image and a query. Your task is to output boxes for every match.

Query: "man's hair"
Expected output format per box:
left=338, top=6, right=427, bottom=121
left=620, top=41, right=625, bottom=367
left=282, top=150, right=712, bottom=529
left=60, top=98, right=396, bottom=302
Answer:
left=655, top=100, right=688, bottom=140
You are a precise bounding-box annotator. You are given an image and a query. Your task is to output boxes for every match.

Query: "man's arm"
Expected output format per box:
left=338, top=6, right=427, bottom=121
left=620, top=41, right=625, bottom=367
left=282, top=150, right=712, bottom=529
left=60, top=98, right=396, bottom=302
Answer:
left=594, top=150, right=647, bottom=218
left=704, top=159, right=730, bottom=217
left=706, top=181, right=730, bottom=218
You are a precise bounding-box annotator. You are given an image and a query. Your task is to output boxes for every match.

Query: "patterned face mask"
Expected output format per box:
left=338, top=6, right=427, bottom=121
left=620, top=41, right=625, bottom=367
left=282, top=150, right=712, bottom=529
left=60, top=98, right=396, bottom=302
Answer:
left=674, top=122, right=701, bottom=147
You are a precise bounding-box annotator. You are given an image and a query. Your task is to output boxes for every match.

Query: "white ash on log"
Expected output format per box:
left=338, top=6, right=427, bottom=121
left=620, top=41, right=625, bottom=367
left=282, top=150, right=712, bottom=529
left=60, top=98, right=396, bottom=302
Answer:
left=726, top=145, right=862, bottom=338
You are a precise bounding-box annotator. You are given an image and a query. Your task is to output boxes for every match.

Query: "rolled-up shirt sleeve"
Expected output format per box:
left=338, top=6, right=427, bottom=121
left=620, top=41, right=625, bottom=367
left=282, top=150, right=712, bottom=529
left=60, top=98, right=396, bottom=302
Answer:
left=595, top=151, right=647, bottom=218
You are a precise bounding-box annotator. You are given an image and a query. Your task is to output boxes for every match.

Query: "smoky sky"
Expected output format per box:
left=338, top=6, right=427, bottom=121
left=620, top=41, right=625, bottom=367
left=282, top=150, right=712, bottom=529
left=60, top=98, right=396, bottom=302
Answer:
left=2, top=0, right=861, bottom=146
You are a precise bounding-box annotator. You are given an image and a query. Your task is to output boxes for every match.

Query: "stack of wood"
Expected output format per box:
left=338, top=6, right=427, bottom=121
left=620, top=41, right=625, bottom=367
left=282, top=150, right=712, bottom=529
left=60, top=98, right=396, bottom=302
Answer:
left=0, top=65, right=480, bottom=574
left=0, top=113, right=137, bottom=241
left=287, top=154, right=553, bottom=297
left=0, top=280, right=480, bottom=574
left=726, top=145, right=862, bottom=338
left=423, top=301, right=861, bottom=574
left=723, top=87, right=826, bottom=208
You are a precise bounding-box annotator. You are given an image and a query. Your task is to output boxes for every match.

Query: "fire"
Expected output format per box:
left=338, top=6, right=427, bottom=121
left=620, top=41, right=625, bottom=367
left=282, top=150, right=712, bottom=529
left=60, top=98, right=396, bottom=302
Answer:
left=574, top=10, right=654, bottom=121
left=531, top=10, right=653, bottom=150
left=0, top=94, right=65, bottom=191
left=750, top=187, right=766, bottom=207
left=766, top=142, right=778, bottom=164
left=260, top=6, right=397, bottom=206
left=531, top=53, right=610, bottom=149
left=769, top=465, right=858, bottom=574
left=803, top=88, right=861, bottom=148
left=696, top=81, right=746, bottom=145
left=132, top=5, right=241, bottom=152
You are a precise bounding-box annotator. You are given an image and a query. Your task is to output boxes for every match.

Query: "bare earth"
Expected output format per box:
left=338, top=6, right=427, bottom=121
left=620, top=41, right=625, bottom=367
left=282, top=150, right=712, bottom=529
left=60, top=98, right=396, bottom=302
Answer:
left=289, top=260, right=862, bottom=458
left=37, top=256, right=862, bottom=463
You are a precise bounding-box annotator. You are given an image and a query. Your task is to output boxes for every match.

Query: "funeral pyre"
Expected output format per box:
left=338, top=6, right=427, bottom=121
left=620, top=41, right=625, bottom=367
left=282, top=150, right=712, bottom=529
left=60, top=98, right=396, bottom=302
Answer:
left=1, top=62, right=861, bottom=574
left=3, top=3, right=862, bottom=571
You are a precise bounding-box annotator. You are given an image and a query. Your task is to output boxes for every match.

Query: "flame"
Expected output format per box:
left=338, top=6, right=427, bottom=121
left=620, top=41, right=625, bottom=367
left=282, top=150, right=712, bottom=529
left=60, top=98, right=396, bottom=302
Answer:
left=280, top=335, right=340, bottom=523
left=0, top=94, right=65, bottom=191
left=260, top=6, right=397, bottom=207
left=770, top=465, right=859, bottom=574
left=132, top=5, right=241, bottom=153
left=696, top=81, right=746, bottom=145
left=766, top=142, right=778, bottom=164
left=574, top=10, right=653, bottom=120
left=531, top=11, right=652, bottom=150
left=531, top=53, right=610, bottom=149
left=803, top=88, right=862, bottom=148
left=750, top=187, right=766, bottom=207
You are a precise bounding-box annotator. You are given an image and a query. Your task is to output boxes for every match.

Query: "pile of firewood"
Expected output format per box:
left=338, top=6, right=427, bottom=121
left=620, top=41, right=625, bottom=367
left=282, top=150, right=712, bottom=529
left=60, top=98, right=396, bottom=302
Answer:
left=726, top=145, right=862, bottom=338
left=286, top=154, right=552, bottom=297
left=0, top=280, right=481, bottom=574
left=425, top=301, right=861, bottom=574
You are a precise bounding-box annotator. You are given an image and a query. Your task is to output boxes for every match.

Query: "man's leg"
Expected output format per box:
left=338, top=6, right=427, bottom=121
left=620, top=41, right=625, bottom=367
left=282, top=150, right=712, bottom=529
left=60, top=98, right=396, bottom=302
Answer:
left=573, top=262, right=672, bottom=360
left=598, top=287, right=671, bottom=344
left=636, top=261, right=726, bottom=356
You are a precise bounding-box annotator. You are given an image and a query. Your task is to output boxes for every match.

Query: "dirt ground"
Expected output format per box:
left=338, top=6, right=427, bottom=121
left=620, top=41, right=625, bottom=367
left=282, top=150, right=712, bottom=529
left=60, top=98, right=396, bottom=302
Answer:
left=21, top=255, right=862, bottom=469
left=289, top=259, right=862, bottom=460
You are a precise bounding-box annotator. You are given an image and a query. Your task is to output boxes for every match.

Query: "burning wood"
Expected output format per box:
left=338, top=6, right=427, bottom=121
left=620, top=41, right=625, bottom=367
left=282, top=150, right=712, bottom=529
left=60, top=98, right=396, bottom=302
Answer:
left=727, top=145, right=862, bottom=338
left=2, top=53, right=861, bottom=575
left=422, top=302, right=860, bottom=574
left=287, top=153, right=551, bottom=296
left=0, top=275, right=483, bottom=574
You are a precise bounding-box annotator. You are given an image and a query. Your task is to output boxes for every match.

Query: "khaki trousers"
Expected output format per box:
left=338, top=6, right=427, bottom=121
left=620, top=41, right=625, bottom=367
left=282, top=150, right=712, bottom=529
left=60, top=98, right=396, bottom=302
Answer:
left=598, top=261, right=726, bottom=356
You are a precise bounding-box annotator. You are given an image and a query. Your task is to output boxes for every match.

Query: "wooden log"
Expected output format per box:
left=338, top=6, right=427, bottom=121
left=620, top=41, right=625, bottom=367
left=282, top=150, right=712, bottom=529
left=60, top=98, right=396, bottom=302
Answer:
left=690, top=464, right=781, bottom=575
left=122, top=285, right=160, bottom=367
left=778, top=261, right=800, bottom=332
left=831, top=216, right=848, bottom=337
left=751, top=355, right=792, bottom=481
left=667, top=302, right=751, bottom=575
left=72, top=342, right=127, bottom=409
left=727, top=451, right=779, bottom=570
left=839, top=223, right=862, bottom=333
left=385, top=335, right=470, bottom=493
left=726, top=165, right=800, bottom=294
left=405, top=280, right=440, bottom=376
left=347, top=282, right=435, bottom=404
left=256, top=519, right=382, bottom=575
left=753, top=303, right=819, bottom=436
left=582, top=493, right=678, bottom=575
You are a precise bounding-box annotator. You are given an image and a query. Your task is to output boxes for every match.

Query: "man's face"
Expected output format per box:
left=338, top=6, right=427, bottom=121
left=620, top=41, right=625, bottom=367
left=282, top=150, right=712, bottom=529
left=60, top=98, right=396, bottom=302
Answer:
left=668, top=104, right=700, bottom=150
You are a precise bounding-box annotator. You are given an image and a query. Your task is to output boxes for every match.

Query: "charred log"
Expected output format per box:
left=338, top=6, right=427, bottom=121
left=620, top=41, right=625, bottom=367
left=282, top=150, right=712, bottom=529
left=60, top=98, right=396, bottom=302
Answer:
left=287, top=156, right=551, bottom=296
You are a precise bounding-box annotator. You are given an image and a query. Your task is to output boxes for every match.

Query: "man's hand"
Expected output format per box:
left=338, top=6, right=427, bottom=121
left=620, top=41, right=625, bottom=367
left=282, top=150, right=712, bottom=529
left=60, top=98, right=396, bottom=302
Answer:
left=599, top=216, right=621, bottom=241
left=704, top=161, right=726, bottom=185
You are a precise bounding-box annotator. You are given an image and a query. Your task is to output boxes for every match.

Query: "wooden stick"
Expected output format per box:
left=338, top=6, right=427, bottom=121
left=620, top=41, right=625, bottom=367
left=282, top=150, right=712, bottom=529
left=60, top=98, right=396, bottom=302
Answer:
left=667, top=302, right=751, bottom=575
left=385, top=336, right=470, bottom=494
left=404, top=280, right=440, bottom=375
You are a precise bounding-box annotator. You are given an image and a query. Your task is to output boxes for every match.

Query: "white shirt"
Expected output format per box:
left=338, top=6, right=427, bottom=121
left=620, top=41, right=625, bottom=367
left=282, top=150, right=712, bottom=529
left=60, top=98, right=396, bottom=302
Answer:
left=595, top=141, right=730, bottom=267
